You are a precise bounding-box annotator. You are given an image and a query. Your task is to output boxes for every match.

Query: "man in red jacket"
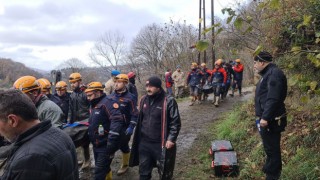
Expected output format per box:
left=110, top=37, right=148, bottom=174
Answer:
left=210, top=59, right=227, bottom=107
left=230, top=59, right=244, bottom=97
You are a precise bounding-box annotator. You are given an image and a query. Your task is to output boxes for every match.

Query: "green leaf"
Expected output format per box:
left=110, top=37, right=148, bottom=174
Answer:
left=234, top=17, right=243, bottom=29
left=247, top=16, right=253, bottom=23
left=310, top=81, right=318, bottom=91
left=244, top=26, right=253, bottom=34
left=202, top=23, right=222, bottom=34
left=216, top=28, right=223, bottom=36
left=291, top=46, right=301, bottom=54
left=297, top=15, right=312, bottom=29
left=316, top=38, right=320, bottom=44
left=316, top=54, right=320, bottom=59
left=300, top=96, right=309, bottom=103
left=288, top=63, right=295, bottom=69
left=288, top=76, right=299, bottom=87
left=227, top=16, right=234, bottom=24
left=253, top=45, right=263, bottom=56
left=270, top=0, right=280, bottom=9
left=315, top=32, right=320, bottom=38
left=196, top=40, right=209, bottom=52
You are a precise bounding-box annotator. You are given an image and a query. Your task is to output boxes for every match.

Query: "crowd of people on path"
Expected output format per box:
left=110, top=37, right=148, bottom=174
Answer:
left=166, top=58, right=245, bottom=107
left=0, top=51, right=287, bottom=180
left=0, top=69, right=181, bottom=180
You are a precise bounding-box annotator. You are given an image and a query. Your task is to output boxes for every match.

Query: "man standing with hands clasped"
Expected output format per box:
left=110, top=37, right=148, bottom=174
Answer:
left=254, top=51, right=287, bottom=180
left=129, top=76, right=181, bottom=180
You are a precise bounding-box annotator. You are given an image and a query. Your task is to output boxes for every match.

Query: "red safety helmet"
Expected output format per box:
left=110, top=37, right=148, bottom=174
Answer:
left=127, top=72, right=135, bottom=79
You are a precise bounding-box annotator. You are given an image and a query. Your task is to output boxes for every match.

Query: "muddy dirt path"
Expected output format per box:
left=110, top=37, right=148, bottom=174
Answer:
left=80, top=88, right=253, bottom=180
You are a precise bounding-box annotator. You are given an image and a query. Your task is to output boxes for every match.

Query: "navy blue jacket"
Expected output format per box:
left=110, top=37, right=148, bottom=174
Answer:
left=187, top=68, right=203, bottom=86
left=88, top=94, right=125, bottom=150
left=128, top=82, right=138, bottom=103
left=109, top=90, right=139, bottom=128
left=255, top=63, right=287, bottom=121
left=54, top=92, right=70, bottom=121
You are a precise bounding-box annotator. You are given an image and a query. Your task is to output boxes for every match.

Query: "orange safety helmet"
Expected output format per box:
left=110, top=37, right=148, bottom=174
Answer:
left=37, top=78, right=51, bottom=92
left=215, top=59, right=222, bottom=66
left=85, top=82, right=104, bottom=93
left=115, top=74, right=129, bottom=83
left=13, top=76, right=40, bottom=93
left=69, top=72, right=82, bottom=83
left=235, top=59, right=241, bottom=63
left=191, top=62, right=198, bottom=69
left=55, top=81, right=68, bottom=90
left=127, top=72, right=135, bottom=79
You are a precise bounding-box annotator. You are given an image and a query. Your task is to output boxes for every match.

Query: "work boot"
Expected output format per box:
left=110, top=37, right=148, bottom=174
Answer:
left=117, top=153, right=130, bottom=175
left=229, top=89, right=234, bottom=97
left=214, top=96, right=220, bottom=107
left=211, top=96, right=216, bottom=104
left=189, top=97, right=195, bottom=106
left=81, top=146, right=90, bottom=170
left=105, top=171, right=112, bottom=180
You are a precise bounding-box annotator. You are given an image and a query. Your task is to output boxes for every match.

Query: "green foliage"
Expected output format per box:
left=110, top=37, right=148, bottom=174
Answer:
left=269, top=0, right=280, bottom=9
left=253, top=45, right=263, bottom=56
left=297, top=15, right=312, bottom=29
left=195, top=40, right=209, bottom=52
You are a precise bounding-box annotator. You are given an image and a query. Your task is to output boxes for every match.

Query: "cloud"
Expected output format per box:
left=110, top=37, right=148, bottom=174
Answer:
left=0, top=0, right=162, bottom=46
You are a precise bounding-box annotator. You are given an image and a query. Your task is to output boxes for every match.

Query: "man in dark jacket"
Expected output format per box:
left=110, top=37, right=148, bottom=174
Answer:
left=254, top=51, right=287, bottom=180
left=68, top=72, right=91, bottom=169
left=54, top=81, right=71, bottom=122
left=127, top=72, right=138, bottom=103
left=0, top=90, right=78, bottom=180
left=85, top=82, right=125, bottom=180
left=109, top=74, right=139, bottom=175
left=186, top=63, right=203, bottom=106
left=129, top=76, right=181, bottom=180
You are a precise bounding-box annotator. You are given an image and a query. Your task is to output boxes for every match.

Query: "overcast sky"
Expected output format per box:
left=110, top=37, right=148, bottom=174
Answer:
left=0, top=0, right=244, bottom=71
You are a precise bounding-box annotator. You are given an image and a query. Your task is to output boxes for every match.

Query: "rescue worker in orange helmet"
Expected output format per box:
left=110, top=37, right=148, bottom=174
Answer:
left=210, top=59, right=227, bottom=107
left=85, top=81, right=125, bottom=180
left=54, top=81, right=71, bottom=122
left=230, top=59, right=244, bottom=97
left=68, top=72, right=91, bottom=170
left=109, top=74, right=139, bottom=175
left=13, top=76, right=64, bottom=128
left=186, top=62, right=204, bottom=106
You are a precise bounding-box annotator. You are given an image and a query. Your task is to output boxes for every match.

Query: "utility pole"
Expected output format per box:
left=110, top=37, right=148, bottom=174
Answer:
left=198, top=0, right=202, bottom=65
left=211, top=0, right=216, bottom=69
left=203, top=0, right=207, bottom=64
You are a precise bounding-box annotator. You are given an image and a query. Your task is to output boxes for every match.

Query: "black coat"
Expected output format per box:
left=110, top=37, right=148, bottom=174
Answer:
left=129, top=90, right=181, bottom=179
left=0, top=120, right=79, bottom=180
left=255, top=63, right=287, bottom=121
left=68, top=88, right=90, bottom=123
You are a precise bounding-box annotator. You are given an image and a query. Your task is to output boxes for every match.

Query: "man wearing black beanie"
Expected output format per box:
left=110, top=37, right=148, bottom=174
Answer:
left=129, top=76, right=181, bottom=180
left=254, top=51, right=287, bottom=180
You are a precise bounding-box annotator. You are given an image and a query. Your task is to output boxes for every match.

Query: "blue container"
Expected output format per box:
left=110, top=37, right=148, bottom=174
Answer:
left=256, top=118, right=261, bottom=132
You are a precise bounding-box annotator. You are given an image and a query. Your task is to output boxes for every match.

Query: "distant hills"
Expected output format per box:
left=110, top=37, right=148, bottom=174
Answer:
left=0, top=58, right=42, bottom=88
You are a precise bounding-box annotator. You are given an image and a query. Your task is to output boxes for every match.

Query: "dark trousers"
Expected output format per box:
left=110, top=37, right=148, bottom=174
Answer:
left=93, top=146, right=113, bottom=180
left=139, top=140, right=162, bottom=180
left=232, top=79, right=242, bottom=94
left=119, top=134, right=131, bottom=153
left=260, top=126, right=282, bottom=180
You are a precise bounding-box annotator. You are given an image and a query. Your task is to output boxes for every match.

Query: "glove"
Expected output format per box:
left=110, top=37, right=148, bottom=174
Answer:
left=125, top=125, right=135, bottom=136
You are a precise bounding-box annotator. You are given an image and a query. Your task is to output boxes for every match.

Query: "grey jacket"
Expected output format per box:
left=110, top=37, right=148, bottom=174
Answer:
left=36, top=95, right=64, bottom=128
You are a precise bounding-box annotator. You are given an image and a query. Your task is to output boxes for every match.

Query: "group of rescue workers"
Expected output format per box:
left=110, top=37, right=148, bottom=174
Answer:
left=167, top=58, right=244, bottom=107
left=0, top=69, right=181, bottom=180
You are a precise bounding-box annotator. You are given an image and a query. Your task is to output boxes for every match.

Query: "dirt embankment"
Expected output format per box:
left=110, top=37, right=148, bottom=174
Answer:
left=80, top=88, right=253, bottom=180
